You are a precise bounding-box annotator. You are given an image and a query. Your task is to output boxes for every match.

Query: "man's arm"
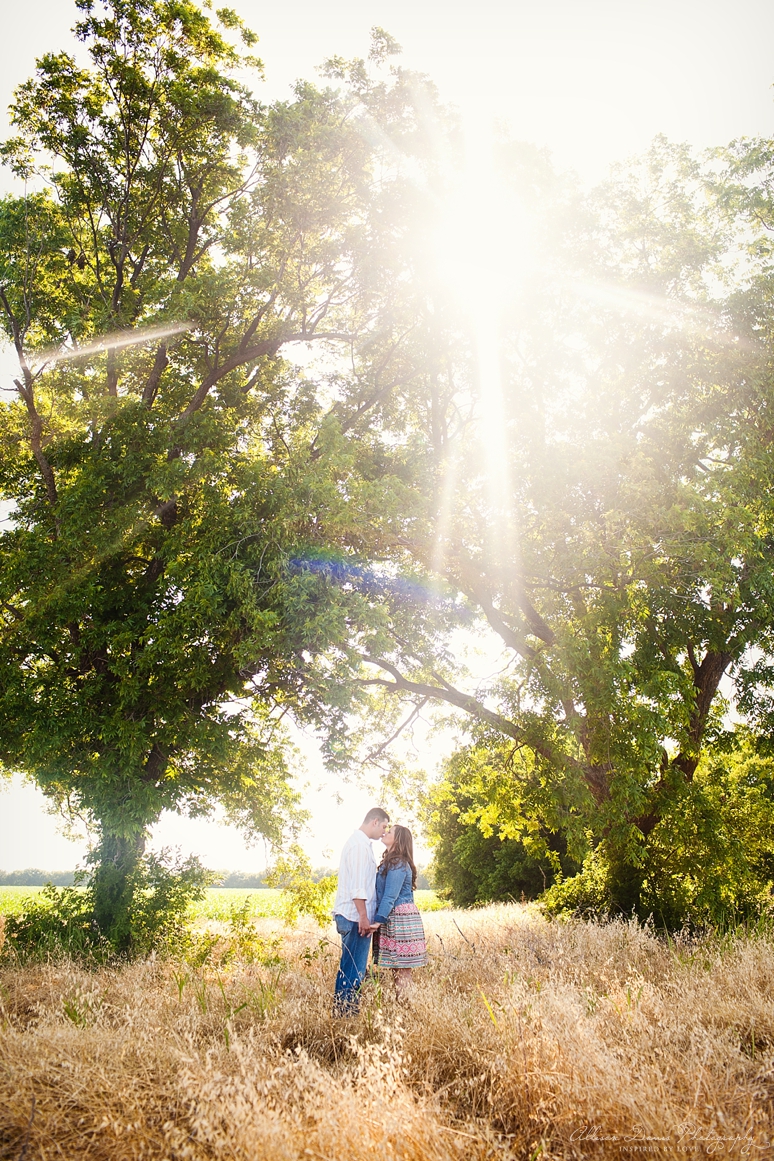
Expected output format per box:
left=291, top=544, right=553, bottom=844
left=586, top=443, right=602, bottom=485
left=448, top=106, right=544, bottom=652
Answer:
left=353, top=898, right=372, bottom=937
left=348, top=841, right=377, bottom=936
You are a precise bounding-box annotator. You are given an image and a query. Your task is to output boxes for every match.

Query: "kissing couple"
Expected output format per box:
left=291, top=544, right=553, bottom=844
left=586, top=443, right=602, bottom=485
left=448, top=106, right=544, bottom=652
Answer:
left=332, top=807, right=428, bottom=1016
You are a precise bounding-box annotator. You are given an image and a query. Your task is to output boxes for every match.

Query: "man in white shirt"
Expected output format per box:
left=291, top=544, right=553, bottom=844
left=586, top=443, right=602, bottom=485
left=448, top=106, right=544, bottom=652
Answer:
left=332, top=806, right=390, bottom=1015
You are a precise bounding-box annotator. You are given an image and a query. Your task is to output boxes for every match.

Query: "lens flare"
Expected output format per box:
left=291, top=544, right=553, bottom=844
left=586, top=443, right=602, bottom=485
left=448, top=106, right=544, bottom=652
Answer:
left=30, top=321, right=193, bottom=372
left=570, top=279, right=754, bottom=349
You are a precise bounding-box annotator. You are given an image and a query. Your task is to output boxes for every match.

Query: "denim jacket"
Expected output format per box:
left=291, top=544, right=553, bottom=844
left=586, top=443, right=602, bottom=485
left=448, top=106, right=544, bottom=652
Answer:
left=374, top=860, right=415, bottom=924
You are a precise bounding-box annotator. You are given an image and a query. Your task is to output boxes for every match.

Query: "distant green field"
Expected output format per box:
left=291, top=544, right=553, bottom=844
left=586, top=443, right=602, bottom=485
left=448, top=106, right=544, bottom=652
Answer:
left=0, top=885, right=446, bottom=920
left=0, top=886, right=47, bottom=915
left=194, top=888, right=445, bottom=922
left=194, top=888, right=286, bottom=922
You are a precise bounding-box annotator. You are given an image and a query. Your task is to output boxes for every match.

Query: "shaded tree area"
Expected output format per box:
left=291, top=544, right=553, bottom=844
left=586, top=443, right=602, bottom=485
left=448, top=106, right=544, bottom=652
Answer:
left=425, top=746, right=581, bottom=908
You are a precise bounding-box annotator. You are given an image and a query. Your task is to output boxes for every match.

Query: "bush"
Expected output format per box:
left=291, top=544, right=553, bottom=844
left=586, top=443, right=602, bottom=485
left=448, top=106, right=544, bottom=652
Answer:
left=183, top=898, right=285, bottom=968
left=543, top=741, right=774, bottom=928
left=424, top=760, right=580, bottom=908
left=539, top=851, right=612, bottom=919
left=1, top=850, right=211, bottom=962
left=126, top=851, right=212, bottom=957
left=2, top=883, right=105, bottom=962
left=265, top=846, right=337, bottom=925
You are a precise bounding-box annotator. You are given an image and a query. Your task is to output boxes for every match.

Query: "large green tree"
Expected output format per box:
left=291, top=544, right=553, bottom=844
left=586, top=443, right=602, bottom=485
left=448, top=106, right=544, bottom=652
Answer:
left=329, top=136, right=774, bottom=921
left=6, top=1, right=774, bottom=937
left=0, top=1, right=444, bottom=944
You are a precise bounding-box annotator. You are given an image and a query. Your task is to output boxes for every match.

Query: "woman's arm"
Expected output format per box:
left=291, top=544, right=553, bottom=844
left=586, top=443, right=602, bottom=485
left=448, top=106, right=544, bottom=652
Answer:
left=373, top=864, right=406, bottom=924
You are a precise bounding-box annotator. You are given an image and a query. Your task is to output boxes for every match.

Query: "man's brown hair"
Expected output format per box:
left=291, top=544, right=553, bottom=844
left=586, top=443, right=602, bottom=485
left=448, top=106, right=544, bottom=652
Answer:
left=363, top=807, right=390, bottom=825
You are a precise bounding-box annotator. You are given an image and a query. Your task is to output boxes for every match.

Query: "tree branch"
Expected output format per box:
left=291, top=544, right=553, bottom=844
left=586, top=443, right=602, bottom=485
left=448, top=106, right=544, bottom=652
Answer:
left=0, top=289, right=58, bottom=505
left=470, top=587, right=538, bottom=661
left=141, top=342, right=169, bottom=407
left=177, top=337, right=283, bottom=421
left=365, top=699, right=428, bottom=763
left=356, top=655, right=604, bottom=793
left=674, top=646, right=733, bottom=779
left=176, top=330, right=356, bottom=423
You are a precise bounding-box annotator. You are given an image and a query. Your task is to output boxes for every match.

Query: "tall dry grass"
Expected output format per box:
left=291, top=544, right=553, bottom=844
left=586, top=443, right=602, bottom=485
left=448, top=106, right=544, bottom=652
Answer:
left=1, top=906, right=772, bottom=1160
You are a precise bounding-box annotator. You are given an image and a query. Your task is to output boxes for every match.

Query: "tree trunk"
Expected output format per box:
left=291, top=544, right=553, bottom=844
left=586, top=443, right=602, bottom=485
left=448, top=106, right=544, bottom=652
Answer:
left=603, top=848, right=647, bottom=918
left=91, top=828, right=147, bottom=952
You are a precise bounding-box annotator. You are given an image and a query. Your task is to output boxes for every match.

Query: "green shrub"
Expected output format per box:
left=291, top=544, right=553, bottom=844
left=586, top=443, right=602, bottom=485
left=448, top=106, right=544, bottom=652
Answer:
left=2, top=882, right=106, bottom=962
left=542, top=742, right=774, bottom=929
left=539, top=851, right=612, bottom=918
left=2, top=849, right=211, bottom=962
left=126, top=851, right=211, bottom=957
left=266, top=845, right=337, bottom=926
left=424, top=757, right=580, bottom=908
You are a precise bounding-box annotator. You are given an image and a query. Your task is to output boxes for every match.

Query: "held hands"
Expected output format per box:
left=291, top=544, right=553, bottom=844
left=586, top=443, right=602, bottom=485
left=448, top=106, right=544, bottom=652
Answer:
left=357, top=915, right=373, bottom=937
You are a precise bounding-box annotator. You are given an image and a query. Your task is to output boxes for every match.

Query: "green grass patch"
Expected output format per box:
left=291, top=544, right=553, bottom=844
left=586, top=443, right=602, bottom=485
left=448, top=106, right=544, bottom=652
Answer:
left=1, top=885, right=447, bottom=924
left=192, top=887, right=446, bottom=923
left=193, top=888, right=287, bottom=923
left=0, top=886, right=48, bottom=915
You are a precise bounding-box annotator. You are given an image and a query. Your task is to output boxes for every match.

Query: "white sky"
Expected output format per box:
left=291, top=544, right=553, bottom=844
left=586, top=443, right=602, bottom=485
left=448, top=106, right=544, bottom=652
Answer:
left=1, top=0, right=773, bottom=873
left=2, top=1, right=774, bottom=183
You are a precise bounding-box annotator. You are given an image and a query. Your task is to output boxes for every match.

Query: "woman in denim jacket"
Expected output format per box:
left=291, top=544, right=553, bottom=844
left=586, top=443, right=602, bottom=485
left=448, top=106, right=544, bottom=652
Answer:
left=371, top=825, right=428, bottom=997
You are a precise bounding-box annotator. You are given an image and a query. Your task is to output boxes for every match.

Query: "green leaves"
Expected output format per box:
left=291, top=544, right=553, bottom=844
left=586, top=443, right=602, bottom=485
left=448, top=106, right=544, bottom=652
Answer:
left=7, top=0, right=773, bottom=934
left=0, top=0, right=451, bottom=942
left=325, top=128, right=774, bottom=921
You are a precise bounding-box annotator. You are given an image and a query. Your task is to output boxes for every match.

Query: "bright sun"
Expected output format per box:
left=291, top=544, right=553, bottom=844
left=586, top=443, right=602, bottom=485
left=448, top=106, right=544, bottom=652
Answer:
left=430, top=108, right=536, bottom=567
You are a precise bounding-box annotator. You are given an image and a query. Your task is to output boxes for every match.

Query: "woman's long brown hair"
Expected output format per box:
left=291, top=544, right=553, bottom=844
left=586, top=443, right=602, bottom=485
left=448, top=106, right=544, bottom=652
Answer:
left=378, top=825, right=418, bottom=889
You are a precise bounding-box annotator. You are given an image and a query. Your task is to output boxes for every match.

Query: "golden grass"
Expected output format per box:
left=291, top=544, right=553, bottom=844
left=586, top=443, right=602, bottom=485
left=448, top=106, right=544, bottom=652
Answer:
left=1, top=906, right=772, bottom=1160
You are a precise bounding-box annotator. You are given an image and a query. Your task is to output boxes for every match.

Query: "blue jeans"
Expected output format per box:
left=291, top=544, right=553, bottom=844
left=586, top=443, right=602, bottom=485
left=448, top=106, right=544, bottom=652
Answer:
left=333, top=914, right=372, bottom=1015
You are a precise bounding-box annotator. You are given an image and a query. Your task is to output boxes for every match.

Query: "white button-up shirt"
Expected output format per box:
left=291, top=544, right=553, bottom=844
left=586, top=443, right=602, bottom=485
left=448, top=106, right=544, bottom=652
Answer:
left=333, top=828, right=377, bottom=921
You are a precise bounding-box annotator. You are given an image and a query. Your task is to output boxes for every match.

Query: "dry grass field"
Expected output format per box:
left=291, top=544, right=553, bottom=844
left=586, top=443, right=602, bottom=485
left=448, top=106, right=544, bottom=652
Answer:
left=1, top=905, right=772, bottom=1160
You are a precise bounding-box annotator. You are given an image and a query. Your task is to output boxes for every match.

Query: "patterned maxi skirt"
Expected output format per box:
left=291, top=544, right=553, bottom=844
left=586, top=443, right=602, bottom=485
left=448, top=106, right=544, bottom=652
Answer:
left=373, top=902, right=428, bottom=968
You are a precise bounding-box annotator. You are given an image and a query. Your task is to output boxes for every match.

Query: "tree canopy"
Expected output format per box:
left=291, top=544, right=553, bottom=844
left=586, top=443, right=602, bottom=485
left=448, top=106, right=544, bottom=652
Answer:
left=3, top=0, right=774, bottom=939
left=0, top=0, right=448, bottom=943
left=311, top=135, right=774, bottom=923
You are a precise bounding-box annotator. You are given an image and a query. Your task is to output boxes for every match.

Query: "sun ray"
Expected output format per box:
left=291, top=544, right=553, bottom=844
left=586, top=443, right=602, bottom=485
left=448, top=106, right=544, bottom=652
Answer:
left=30, top=321, right=193, bottom=373
left=569, top=279, right=755, bottom=349
left=430, top=106, right=531, bottom=582
left=430, top=446, right=459, bottom=582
